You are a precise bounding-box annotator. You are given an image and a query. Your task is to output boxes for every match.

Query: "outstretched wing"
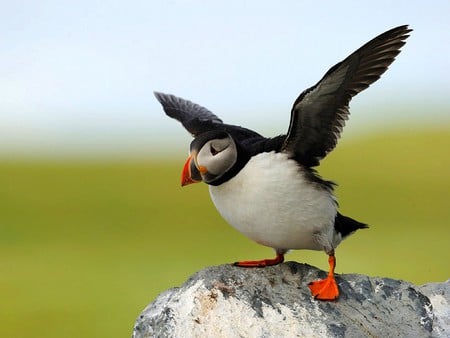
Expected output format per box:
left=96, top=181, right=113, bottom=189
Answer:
left=155, top=91, right=264, bottom=141
left=282, top=25, right=412, bottom=166
left=154, top=92, right=224, bottom=136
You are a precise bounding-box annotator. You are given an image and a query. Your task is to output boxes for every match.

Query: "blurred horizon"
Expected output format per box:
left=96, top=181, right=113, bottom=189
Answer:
left=1, top=120, right=449, bottom=160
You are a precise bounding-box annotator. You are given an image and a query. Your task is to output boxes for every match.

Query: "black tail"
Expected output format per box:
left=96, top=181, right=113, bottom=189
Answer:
left=334, top=212, right=368, bottom=238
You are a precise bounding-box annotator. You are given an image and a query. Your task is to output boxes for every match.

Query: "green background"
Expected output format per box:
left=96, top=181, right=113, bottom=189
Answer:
left=1, top=128, right=449, bottom=337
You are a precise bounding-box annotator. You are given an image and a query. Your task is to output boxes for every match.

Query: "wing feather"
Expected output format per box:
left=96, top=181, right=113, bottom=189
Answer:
left=155, top=91, right=263, bottom=141
left=154, top=92, right=223, bottom=136
left=282, top=25, right=412, bottom=166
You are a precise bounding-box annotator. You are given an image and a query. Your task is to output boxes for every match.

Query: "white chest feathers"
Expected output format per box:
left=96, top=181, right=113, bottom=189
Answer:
left=209, top=152, right=338, bottom=251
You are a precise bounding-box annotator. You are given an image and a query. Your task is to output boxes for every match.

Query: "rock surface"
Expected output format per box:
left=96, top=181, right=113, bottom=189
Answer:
left=133, top=262, right=449, bottom=338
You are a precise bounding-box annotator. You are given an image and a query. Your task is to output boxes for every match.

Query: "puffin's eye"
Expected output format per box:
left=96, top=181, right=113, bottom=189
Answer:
left=210, top=144, right=219, bottom=156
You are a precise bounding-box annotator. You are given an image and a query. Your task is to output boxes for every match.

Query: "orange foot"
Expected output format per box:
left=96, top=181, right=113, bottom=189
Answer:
left=308, top=254, right=339, bottom=301
left=308, top=275, right=339, bottom=301
left=234, top=253, right=284, bottom=267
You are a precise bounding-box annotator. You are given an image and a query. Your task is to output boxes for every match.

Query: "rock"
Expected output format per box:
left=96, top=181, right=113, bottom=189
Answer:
left=133, top=262, right=449, bottom=338
left=418, top=280, right=450, bottom=337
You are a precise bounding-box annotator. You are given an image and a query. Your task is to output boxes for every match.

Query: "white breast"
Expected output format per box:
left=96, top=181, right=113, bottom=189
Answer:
left=209, top=152, right=338, bottom=252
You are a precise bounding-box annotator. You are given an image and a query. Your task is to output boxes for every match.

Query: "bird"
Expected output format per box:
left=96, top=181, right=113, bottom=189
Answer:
left=154, top=25, right=411, bottom=301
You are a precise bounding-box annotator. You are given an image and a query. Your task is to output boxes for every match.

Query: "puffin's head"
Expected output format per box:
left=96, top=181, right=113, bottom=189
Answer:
left=181, top=131, right=238, bottom=186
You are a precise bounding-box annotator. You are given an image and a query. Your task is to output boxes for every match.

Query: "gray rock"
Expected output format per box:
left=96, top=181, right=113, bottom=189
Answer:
left=133, top=262, right=449, bottom=338
left=419, top=280, right=450, bottom=337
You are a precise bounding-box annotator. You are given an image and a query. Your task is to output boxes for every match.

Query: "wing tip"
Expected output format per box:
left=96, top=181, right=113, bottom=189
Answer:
left=393, top=24, right=412, bottom=31
left=385, top=24, right=413, bottom=42
left=153, top=91, right=173, bottom=105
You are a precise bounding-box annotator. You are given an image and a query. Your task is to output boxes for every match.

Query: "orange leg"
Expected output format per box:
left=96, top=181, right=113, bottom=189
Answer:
left=308, top=254, right=339, bottom=301
left=233, top=252, right=285, bottom=268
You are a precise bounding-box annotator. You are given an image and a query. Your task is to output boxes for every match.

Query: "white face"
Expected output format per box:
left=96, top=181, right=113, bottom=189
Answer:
left=196, top=136, right=237, bottom=180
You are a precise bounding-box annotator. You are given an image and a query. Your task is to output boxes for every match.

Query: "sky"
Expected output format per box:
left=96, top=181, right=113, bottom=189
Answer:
left=1, top=1, right=449, bottom=157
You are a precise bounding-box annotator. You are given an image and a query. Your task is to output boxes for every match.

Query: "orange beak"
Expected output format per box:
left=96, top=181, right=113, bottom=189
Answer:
left=181, top=154, right=203, bottom=186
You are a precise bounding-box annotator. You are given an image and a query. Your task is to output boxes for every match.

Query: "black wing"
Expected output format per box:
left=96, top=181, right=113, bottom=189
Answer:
left=155, top=91, right=263, bottom=141
left=282, top=25, right=412, bottom=166
left=154, top=92, right=224, bottom=136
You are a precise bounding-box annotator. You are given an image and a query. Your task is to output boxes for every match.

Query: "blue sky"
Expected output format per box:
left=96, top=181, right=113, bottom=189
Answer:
left=1, top=1, right=449, bottom=157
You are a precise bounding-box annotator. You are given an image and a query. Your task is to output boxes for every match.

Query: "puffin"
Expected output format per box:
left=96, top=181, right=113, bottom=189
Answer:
left=154, top=25, right=411, bottom=301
